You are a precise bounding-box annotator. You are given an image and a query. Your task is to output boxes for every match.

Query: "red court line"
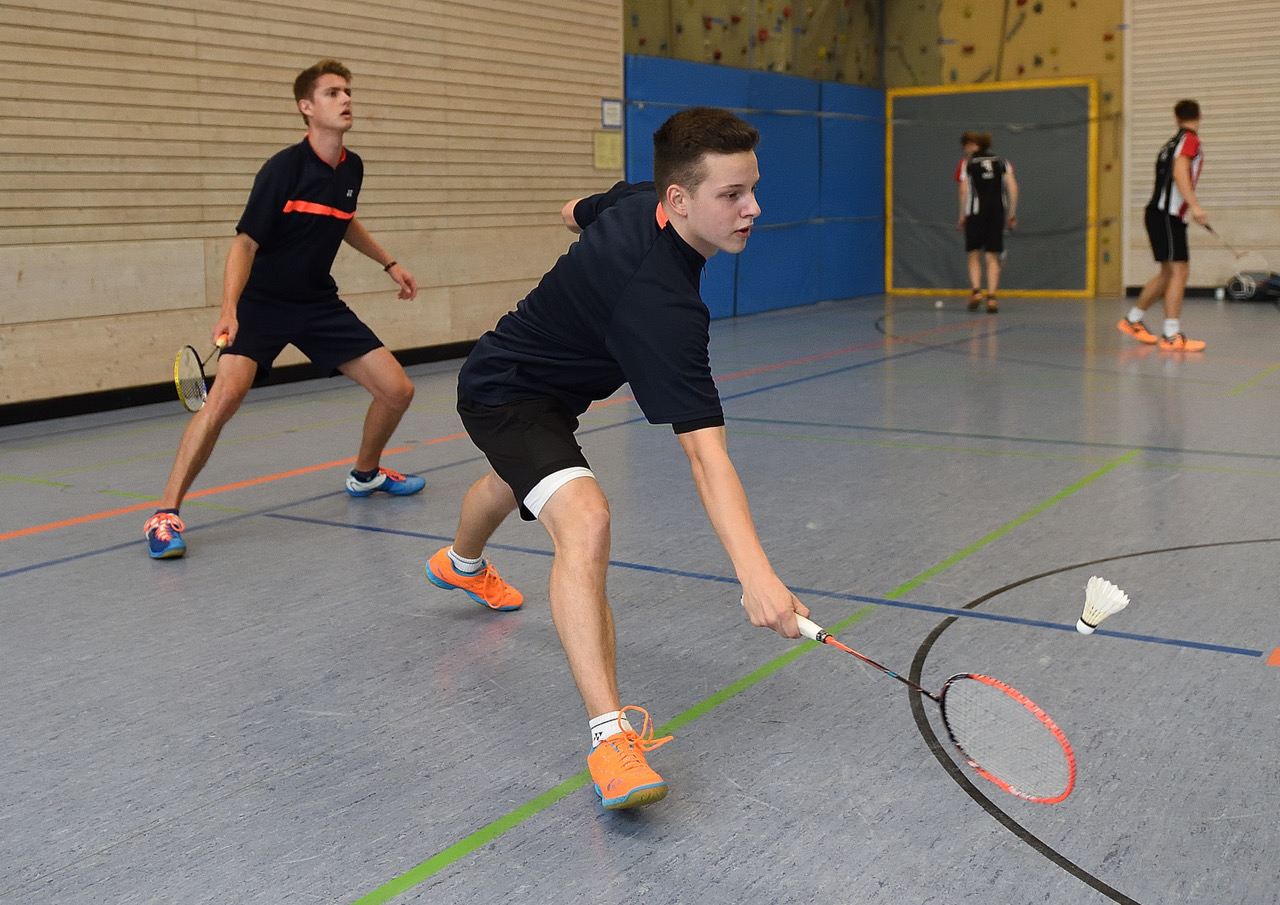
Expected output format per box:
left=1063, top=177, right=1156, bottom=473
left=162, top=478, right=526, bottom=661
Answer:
left=3, top=317, right=975, bottom=543
left=0, top=440, right=468, bottom=543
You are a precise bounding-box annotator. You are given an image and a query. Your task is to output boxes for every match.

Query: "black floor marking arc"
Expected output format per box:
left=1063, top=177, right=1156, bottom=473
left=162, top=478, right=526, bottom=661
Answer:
left=908, top=538, right=1280, bottom=905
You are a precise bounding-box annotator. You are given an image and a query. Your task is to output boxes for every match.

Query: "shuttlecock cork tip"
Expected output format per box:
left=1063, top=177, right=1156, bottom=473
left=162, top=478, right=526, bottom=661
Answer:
left=1078, top=576, right=1130, bottom=634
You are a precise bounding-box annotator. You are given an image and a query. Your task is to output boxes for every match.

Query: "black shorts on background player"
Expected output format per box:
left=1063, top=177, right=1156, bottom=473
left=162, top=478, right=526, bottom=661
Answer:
left=1143, top=205, right=1188, bottom=262
left=965, top=214, right=1004, bottom=254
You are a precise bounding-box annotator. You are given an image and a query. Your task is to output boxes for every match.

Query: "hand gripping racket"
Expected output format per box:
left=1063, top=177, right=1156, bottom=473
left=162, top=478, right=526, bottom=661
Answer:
left=795, top=614, right=1076, bottom=803
left=174, top=334, right=228, bottom=413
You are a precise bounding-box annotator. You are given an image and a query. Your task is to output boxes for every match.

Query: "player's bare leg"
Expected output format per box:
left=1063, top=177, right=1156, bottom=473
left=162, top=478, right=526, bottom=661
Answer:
left=536, top=476, right=620, bottom=718
left=339, top=346, right=416, bottom=473
left=159, top=353, right=257, bottom=509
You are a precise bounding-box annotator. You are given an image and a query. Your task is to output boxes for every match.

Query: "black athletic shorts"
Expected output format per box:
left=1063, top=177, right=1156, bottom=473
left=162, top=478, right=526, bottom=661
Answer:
left=457, top=395, right=591, bottom=521
left=225, top=294, right=383, bottom=380
left=1145, top=205, right=1189, bottom=262
left=964, top=213, right=1005, bottom=254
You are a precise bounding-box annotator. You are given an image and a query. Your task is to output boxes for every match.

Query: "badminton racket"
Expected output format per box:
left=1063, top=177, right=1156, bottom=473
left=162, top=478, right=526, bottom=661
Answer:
left=1204, top=223, right=1246, bottom=259
left=795, top=614, right=1076, bottom=804
left=174, top=333, right=228, bottom=413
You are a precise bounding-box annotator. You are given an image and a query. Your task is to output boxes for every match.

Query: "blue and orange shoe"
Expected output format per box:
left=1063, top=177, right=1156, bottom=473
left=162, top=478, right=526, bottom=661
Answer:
left=588, top=706, right=673, bottom=810
left=144, top=510, right=186, bottom=559
left=425, top=547, right=523, bottom=611
left=345, top=467, right=425, bottom=497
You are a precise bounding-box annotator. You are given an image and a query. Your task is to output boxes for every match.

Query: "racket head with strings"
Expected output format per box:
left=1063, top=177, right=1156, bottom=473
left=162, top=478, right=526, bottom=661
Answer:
left=938, top=673, right=1076, bottom=804
left=173, top=335, right=227, bottom=413
left=174, top=344, right=209, bottom=412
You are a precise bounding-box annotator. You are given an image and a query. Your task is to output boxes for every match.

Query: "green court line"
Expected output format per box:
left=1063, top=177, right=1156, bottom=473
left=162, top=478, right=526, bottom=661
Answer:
left=1229, top=363, right=1280, bottom=397
left=349, top=639, right=840, bottom=905
left=346, top=447, right=1141, bottom=905
left=890, top=448, right=1140, bottom=598
left=0, top=474, right=72, bottom=488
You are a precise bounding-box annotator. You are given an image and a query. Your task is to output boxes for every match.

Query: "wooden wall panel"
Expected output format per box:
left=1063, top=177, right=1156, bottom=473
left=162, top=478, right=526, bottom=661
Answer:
left=0, top=0, right=622, bottom=406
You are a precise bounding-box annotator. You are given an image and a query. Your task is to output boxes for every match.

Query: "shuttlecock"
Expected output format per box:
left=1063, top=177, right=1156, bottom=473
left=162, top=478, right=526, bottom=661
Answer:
left=1078, top=576, right=1130, bottom=634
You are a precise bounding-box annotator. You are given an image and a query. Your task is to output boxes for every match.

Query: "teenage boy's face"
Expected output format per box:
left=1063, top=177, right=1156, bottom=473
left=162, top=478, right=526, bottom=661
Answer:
left=680, top=151, right=761, bottom=258
left=299, top=74, right=353, bottom=134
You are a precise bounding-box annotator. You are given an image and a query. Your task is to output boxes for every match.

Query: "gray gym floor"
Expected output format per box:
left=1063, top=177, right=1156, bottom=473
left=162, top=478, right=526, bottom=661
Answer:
left=2, top=294, right=1277, bottom=905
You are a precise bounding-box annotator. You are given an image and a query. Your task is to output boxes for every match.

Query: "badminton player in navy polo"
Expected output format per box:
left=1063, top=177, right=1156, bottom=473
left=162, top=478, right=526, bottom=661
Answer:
left=144, top=60, right=424, bottom=559
left=424, top=107, right=810, bottom=810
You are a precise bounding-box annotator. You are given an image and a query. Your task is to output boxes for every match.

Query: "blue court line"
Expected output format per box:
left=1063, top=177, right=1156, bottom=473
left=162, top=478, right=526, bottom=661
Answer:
left=716, top=331, right=1004, bottom=404
left=730, top=415, right=1280, bottom=464
left=264, top=513, right=1265, bottom=659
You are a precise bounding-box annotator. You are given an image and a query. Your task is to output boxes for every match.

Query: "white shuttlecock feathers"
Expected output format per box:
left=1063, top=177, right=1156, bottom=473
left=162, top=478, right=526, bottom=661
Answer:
left=1078, top=576, right=1130, bottom=634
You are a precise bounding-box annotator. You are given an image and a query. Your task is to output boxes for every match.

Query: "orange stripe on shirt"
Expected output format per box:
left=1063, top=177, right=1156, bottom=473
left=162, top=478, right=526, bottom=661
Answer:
left=282, top=199, right=355, bottom=220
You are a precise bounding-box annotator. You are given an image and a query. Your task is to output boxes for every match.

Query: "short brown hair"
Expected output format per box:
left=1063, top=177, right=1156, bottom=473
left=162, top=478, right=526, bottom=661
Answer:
left=960, top=130, right=991, bottom=152
left=293, top=59, right=352, bottom=124
left=1174, top=99, right=1200, bottom=122
left=653, top=107, right=760, bottom=195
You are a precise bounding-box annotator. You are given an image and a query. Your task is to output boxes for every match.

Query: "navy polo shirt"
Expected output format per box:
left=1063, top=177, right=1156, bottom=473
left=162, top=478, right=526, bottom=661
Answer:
left=459, top=181, right=725, bottom=431
left=235, top=136, right=362, bottom=304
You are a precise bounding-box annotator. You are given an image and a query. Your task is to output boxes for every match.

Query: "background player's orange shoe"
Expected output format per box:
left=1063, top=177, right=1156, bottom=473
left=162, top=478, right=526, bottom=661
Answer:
left=1117, top=318, right=1158, bottom=344
left=1159, top=332, right=1206, bottom=352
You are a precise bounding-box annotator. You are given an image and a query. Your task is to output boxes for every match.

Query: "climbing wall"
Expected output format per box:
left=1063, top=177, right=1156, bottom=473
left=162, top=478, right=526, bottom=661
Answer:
left=623, top=0, right=883, bottom=85
left=882, top=0, right=1122, bottom=294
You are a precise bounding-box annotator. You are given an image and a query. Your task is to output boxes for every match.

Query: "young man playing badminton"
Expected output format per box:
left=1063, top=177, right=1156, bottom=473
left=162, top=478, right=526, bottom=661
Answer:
left=1118, top=99, right=1208, bottom=352
left=956, top=131, right=1018, bottom=313
left=144, top=59, right=424, bottom=559
left=425, top=107, right=810, bottom=810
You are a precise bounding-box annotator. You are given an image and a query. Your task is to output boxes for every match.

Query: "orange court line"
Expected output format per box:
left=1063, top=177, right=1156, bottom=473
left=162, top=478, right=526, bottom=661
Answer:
left=1267, top=648, right=1280, bottom=666
left=0, top=441, right=453, bottom=543
left=2, top=318, right=975, bottom=543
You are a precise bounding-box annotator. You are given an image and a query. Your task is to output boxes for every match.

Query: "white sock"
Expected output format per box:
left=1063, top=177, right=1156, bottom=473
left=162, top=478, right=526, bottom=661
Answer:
left=589, top=710, right=634, bottom=748
left=1127, top=305, right=1145, bottom=323
left=447, top=547, right=484, bottom=575
left=1164, top=318, right=1180, bottom=337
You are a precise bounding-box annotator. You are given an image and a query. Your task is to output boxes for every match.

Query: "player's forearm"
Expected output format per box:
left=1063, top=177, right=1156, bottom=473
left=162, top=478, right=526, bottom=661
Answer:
left=221, top=235, right=257, bottom=314
left=343, top=218, right=395, bottom=268
left=680, top=428, right=776, bottom=586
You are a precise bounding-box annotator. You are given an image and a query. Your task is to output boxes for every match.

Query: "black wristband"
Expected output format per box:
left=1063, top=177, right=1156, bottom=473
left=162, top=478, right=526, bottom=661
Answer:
left=383, top=260, right=396, bottom=272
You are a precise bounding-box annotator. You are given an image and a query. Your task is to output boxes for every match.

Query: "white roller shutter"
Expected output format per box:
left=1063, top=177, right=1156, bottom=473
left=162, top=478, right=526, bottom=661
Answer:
left=1124, top=0, right=1280, bottom=288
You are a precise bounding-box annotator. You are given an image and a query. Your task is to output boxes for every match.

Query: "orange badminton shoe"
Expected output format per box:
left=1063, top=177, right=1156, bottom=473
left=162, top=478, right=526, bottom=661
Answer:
left=1116, top=318, right=1158, bottom=344
left=425, top=547, right=523, bottom=611
left=588, top=706, right=673, bottom=810
left=1158, top=332, right=1206, bottom=352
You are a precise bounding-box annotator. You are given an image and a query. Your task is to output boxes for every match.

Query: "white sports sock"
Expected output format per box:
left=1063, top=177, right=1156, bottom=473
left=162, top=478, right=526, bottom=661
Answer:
left=447, top=547, right=484, bottom=575
left=589, top=710, right=634, bottom=748
left=1164, top=318, right=1180, bottom=337
left=1127, top=305, right=1145, bottom=323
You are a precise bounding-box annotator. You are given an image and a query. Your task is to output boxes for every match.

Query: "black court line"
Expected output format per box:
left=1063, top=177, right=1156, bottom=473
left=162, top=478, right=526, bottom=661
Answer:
left=906, top=537, right=1280, bottom=905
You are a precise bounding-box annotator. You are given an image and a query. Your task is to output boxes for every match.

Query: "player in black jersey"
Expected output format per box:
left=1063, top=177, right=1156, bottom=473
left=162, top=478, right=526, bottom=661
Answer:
left=1118, top=100, right=1208, bottom=352
left=956, top=131, right=1018, bottom=312
left=144, top=60, right=424, bottom=560
left=425, top=108, right=810, bottom=811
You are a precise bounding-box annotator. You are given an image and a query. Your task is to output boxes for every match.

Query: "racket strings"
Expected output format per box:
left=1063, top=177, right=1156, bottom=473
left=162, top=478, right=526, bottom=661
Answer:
left=941, top=676, right=1075, bottom=803
left=175, top=347, right=208, bottom=411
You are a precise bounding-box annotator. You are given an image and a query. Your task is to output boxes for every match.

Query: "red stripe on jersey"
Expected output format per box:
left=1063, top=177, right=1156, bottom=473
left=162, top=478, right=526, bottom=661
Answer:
left=655, top=202, right=669, bottom=228
left=282, top=199, right=355, bottom=220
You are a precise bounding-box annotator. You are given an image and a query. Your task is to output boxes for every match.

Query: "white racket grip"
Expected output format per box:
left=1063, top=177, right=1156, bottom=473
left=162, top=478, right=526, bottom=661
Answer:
left=794, top=614, right=827, bottom=642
